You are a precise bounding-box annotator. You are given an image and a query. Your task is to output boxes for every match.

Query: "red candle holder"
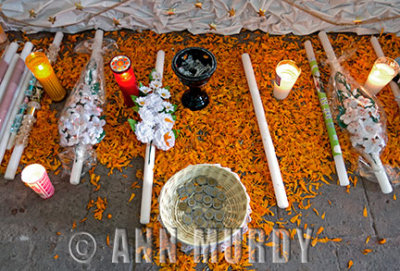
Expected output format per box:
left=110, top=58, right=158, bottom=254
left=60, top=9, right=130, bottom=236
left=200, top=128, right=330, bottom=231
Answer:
left=110, top=55, right=139, bottom=107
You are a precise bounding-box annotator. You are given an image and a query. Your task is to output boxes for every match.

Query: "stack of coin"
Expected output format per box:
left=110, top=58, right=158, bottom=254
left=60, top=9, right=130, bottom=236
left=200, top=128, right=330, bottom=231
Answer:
left=176, top=175, right=227, bottom=229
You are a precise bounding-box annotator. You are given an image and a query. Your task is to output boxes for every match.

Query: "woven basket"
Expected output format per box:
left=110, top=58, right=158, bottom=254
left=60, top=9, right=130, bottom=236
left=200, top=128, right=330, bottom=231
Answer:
left=159, top=164, right=250, bottom=247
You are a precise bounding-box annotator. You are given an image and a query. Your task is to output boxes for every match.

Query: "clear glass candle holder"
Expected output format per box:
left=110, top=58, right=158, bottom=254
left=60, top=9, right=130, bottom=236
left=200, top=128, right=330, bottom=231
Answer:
left=364, top=57, right=400, bottom=95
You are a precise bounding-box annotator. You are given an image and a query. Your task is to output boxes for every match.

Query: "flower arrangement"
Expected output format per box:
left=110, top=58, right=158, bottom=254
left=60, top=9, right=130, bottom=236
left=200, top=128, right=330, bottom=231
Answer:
left=333, top=71, right=392, bottom=193
left=335, top=72, right=386, bottom=156
left=128, top=70, right=177, bottom=151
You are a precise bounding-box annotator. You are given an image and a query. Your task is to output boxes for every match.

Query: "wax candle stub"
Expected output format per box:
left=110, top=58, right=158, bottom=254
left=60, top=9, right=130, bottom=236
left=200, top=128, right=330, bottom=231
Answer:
left=273, top=60, right=301, bottom=100
left=110, top=55, right=139, bottom=107
left=364, top=57, right=400, bottom=95
left=25, top=52, right=66, bottom=101
left=21, top=164, right=55, bottom=199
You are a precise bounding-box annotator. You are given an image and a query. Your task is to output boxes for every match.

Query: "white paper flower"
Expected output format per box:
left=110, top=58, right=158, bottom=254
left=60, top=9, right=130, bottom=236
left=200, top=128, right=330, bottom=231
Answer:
left=138, top=107, right=156, bottom=125
left=157, top=88, right=171, bottom=99
left=163, top=101, right=174, bottom=112
left=136, top=96, right=147, bottom=107
left=146, top=93, right=164, bottom=112
left=347, top=120, right=360, bottom=134
left=351, top=133, right=364, bottom=148
left=150, top=80, right=162, bottom=90
left=154, top=129, right=175, bottom=151
left=139, top=86, right=152, bottom=94
left=363, top=118, right=382, bottom=137
left=363, top=136, right=384, bottom=154
left=357, top=96, right=372, bottom=107
left=151, top=71, right=161, bottom=81
left=340, top=108, right=359, bottom=124
left=157, top=113, right=175, bottom=131
left=356, top=107, right=370, bottom=119
left=135, top=121, right=154, bottom=143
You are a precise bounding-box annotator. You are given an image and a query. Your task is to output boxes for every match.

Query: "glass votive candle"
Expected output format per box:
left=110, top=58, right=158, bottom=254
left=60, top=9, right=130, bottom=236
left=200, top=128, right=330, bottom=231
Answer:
left=364, top=57, right=400, bottom=95
left=21, top=164, right=55, bottom=199
left=25, top=52, right=66, bottom=102
left=273, top=60, right=301, bottom=100
left=110, top=55, right=139, bottom=107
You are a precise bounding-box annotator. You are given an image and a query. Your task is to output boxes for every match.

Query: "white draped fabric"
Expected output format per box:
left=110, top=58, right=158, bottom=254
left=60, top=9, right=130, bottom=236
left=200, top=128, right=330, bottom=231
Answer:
left=0, top=0, right=399, bottom=35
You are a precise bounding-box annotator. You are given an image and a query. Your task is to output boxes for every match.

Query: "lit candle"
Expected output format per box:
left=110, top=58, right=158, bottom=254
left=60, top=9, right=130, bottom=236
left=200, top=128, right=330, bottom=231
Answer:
left=364, top=57, right=400, bottom=96
left=21, top=164, right=55, bottom=199
left=25, top=52, right=66, bottom=102
left=110, top=55, right=139, bottom=107
left=273, top=60, right=301, bottom=100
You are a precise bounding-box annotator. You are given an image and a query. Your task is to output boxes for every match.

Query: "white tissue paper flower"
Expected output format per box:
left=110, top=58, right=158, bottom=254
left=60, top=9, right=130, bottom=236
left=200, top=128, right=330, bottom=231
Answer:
left=151, top=71, right=161, bottom=81
left=357, top=96, right=373, bottom=107
left=347, top=120, right=360, bottom=134
left=146, top=93, right=164, bottom=112
left=139, top=86, right=152, bottom=94
left=135, top=121, right=154, bottom=143
left=363, top=118, right=382, bottom=137
left=340, top=108, right=359, bottom=125
left=157, top=113, right=175, bottom=131
left=150, top=80, right=162, bottom=90
left=154, top=129, right=175, bottom=151
left=363, top=135, right=385, bottom=154
left=157, top=88, right=171, bottom=99
left=163, top=101, right=174, bottom=112
left=138, top=107, right=156, bottom=125
left=136, top=96, right=147, bottom=107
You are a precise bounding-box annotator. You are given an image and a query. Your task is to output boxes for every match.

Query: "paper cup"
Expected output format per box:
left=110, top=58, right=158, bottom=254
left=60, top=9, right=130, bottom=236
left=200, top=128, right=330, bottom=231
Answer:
left=21, top=164, right=55, bottom=199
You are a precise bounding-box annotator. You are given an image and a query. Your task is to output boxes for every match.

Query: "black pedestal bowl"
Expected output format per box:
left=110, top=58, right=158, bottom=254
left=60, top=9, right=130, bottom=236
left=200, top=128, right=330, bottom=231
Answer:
left=172, top=47, right=217, bottom=111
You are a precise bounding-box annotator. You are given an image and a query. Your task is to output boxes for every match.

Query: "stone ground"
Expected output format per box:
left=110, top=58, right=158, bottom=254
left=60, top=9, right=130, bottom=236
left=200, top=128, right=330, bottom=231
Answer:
left=0, top=31, right=399, bottom=271
left=0, top=161, right=399, bottom=270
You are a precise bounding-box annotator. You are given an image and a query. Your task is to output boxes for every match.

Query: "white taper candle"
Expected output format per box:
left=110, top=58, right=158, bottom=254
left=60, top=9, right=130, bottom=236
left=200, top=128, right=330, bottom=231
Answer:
left=304, top=40, right=349, bottom=187
left=140, top=50, right=165, bottom=224
left=69, top=30, right=103, bottom=185
left=5, top=32, right=63, bottom=180
left=241, top=53, right=289, bottom=209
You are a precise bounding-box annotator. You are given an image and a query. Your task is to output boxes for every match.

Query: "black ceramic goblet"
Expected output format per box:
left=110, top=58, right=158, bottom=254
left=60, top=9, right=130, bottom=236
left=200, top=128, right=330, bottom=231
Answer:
left=172, top=47, right=217, bottom=111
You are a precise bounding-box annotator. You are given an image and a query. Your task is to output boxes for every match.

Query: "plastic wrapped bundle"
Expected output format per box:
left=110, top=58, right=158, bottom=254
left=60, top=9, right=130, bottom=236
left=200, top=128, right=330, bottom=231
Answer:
left=58, top=30, right=106, bottom=185
left=319, top=31, right=393, bottom=194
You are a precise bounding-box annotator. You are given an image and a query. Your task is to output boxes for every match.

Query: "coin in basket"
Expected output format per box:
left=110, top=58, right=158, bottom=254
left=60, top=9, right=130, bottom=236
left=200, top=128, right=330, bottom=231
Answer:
left=178, top=201, right=188, bottom=212
left=215, top=221, right=224, bottom=229
left=203, top=195, right=212, bottom=205
left=194, top=193, right=203, bottom=202
left=184, top=206, right=193, bottom=214
left=207, top=178, right=218, bottom=187
left=177, top=186, right=186, bottom=196
left=192, top=208, right=203, bottom=218
left=194, top=186, right=203, bottom=193
left=194, top=175, right=208, bottom=185
left=185, top=183, right=195, bottom=194
left=182, top=214, right=193, bottom=225
left=187, top=198, right=196, bottom=207
left=205, top=186, right=218, bottom=197
left=216, top=191, right=226, bottom=201
left=204, top=210, right=214, bottom=220
left=214, top=210, right=224, bottom=222
left=212, top=199, right=223, bottom=210
left=194, top=216, right=207, bottom=228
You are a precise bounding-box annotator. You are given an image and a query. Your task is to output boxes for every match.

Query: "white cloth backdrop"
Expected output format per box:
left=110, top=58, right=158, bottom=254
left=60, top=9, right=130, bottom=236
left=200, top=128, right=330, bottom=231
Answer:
left=0, top=0, right=399, bottom=35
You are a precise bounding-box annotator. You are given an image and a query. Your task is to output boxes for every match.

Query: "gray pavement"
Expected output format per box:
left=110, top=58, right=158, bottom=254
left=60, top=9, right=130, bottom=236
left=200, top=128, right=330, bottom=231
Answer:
left=1, top=160, right=399, bottom=271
